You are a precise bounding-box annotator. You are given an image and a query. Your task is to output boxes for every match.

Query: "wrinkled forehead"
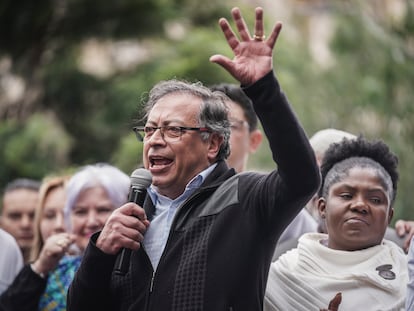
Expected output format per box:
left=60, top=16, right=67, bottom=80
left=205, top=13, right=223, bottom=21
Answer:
left=148, top=93, right=202, bottom=122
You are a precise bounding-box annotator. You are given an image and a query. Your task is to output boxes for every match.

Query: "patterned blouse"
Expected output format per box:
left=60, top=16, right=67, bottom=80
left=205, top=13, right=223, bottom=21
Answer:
left=38, top=255, right=82, bottom=311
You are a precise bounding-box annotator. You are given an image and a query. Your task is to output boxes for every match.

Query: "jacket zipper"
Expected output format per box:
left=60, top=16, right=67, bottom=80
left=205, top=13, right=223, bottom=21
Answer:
left=149, top=271, right=155, bottom=292
left=144, top=186, right=218, bottom=309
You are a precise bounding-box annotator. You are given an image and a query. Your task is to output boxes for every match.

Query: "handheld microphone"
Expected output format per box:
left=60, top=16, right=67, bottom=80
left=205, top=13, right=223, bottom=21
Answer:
left=114, top=168, right=152, bottom=275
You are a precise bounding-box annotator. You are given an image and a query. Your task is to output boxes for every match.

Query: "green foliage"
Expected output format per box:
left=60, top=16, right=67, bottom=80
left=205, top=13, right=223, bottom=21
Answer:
left=1, top=0, right=414, bottom=223
left=0, top=113, right=73, bottom=187
left=111, top=134, right=144, bottom=174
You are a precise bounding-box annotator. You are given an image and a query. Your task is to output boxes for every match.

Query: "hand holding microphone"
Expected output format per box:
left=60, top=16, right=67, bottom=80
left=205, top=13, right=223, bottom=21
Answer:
left=95, top=168, right=152, bottom=274
left=115, top=168, right=152, bottom=274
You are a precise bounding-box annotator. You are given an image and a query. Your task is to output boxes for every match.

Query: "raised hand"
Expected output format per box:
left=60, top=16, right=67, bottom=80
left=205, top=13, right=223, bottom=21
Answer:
left=395, top=219, right=414, bottom=252
left=210, top=7, right=282, bottom=86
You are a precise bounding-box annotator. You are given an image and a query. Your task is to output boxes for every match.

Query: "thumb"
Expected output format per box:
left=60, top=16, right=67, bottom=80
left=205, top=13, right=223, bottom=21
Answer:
left=209, top=55, right=235, bottom=74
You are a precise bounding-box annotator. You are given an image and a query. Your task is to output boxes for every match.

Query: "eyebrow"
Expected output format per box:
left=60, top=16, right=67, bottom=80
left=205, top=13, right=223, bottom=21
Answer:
left=146, top=119, right=185, bottom=126
left=335, top=183, right=389, bottom=197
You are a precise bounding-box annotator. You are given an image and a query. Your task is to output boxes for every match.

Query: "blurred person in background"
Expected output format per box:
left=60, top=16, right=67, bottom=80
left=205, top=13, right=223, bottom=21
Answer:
left=0, top=228, right=23, bottom=295
left=210, top=83, right=263, bottom=173
left=0, top=175, right=72, bottom=311
left=405, top=234, right=414, bottom=310
left=0, top=178, right=41, bottom=263
left=0, top=163, right=130, bottom=311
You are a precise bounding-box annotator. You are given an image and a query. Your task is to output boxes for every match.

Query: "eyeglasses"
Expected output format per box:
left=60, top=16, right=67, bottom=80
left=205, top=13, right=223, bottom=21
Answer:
left=229, top=118, right=250, bottom=132
left=133, top=126, right=211, bottom=142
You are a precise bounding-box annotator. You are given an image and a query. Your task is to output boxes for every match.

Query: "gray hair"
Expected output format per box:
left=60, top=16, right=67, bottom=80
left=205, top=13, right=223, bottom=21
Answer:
left=143, top=79, right=231, bottom=160
left=4, top=178, right=41, bottom=194
left=64, top=163, right=130, bottom=231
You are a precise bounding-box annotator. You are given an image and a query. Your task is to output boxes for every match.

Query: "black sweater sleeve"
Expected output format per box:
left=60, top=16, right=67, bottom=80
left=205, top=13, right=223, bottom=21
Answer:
left=67, top=232, right=118, bottom=311
left=243, top=71, right=321, bottom=237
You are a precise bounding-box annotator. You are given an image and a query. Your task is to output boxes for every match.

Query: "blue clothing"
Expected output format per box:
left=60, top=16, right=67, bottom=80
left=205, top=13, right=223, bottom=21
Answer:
left=407, top=236, right=414, bottom=310
left=39, top=255, right=82, bottom=311
left=0, top=255, right=82, bottom=311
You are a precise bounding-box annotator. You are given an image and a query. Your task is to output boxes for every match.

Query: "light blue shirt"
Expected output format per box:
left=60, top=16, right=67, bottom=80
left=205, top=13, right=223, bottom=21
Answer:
left=143, top=163, right=217, bottom=270
left=407, top=235, right=414, bottom=310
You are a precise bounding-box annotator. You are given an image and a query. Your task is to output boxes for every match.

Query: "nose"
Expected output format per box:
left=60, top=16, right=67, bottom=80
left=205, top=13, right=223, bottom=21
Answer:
left=53, top=213, right=66, bottom=233
left=21, top=214, right=33, bottom=228
left=350, top=199, right=368, bottom=215
left=85, top=210, right=100, bottom=228
left=147, top=128, right=166, bottom=145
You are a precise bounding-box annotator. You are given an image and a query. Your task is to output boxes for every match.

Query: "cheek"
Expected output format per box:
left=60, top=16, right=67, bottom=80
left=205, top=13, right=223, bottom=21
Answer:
left=143, top=145, right=150, bottom=168
left=324, top=205, right=341, bottom=225
left=70, top=217, right=83, bottom=234
left=97, top=212, right=112, bottom=228
left=40, top=222, right=51, bottom=240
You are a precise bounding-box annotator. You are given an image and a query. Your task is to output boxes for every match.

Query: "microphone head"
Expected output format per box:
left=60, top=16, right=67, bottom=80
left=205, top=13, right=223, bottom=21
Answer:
left=130, top=168, right=152, bottom=189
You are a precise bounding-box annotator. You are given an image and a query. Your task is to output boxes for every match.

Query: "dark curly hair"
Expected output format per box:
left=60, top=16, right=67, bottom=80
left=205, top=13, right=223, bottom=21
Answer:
left=319, top=136, right=399, bottom=205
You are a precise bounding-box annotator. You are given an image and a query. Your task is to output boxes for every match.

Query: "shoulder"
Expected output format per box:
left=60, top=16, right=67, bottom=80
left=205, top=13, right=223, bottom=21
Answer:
left=0, top=228, right=23, bottom=263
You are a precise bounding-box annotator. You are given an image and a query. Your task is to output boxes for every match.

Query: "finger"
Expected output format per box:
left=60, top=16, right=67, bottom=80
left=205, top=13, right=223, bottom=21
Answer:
left=68, top=234, right=77, bottom=243
left=108, top=225, right=145, bottom=251
left=120, top=225, right=146, bottom=243
left=129, top=206, right=148, bottom=222
left=122, top=216, right=149, bottom=234
left=404, top=234, right=414, bottom=253
left=253, top=7, right=264, bottom=40
left=218, top=18, right=240, bottom=51
left=394, top=220, right=405, bottom=236
left=328, top=292, right=342, bottom=311
left=209, top=55, right=237, bottom=76
left=231, top=7, right=251, bottom=41
left=266, top=22, right=283, bottom=50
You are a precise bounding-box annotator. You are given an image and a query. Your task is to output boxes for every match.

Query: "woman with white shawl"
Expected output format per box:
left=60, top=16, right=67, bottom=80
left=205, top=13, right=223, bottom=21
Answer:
left=265, top=136, right=407, bottom=311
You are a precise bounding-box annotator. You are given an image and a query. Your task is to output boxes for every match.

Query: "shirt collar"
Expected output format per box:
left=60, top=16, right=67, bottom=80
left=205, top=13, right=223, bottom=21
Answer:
left=147, top=162, right=218, bottom=205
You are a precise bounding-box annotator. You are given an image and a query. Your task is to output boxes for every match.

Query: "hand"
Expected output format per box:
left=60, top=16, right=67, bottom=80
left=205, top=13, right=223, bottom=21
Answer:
left=32, top=232, right=76, bottom=275
left=320, top=292, right=342, bottom=311
left=395, top=219, right=414, bottom=252
left=96, top=203, right=150, bottom=255
left=210, top=7, right=282, bottom=85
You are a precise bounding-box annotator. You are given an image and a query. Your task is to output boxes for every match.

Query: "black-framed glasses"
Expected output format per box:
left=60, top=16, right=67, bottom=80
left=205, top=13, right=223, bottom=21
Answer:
left=133, top=126, right=211, bottom=142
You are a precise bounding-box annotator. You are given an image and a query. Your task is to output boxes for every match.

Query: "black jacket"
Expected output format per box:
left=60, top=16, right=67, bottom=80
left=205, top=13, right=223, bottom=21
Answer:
left=67, top=72, right=320, bottom=311
left=0, top=265, right=46, bottom=311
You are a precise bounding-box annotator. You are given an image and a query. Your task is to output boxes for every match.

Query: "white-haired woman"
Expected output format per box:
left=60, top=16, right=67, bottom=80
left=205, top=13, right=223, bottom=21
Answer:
left=0, top=163, right=130, bottom=311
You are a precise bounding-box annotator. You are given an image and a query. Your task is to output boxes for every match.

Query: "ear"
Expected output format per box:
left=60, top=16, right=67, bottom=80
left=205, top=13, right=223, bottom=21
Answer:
left=248, top=129, right=263, bottom=153
left=318, top=197, right=327, bottom=219
left=387, top=207, right=394, bottom=225
left=207, top=133, right=224, bottom=162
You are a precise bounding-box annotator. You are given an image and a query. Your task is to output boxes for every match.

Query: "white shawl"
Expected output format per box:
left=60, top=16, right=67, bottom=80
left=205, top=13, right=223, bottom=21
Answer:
left=265, top=233, right=407, bottom=311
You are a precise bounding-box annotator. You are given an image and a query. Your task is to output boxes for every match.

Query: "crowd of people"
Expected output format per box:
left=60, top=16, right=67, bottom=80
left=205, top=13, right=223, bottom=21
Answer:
left=1, top=6, right=414, bottom=311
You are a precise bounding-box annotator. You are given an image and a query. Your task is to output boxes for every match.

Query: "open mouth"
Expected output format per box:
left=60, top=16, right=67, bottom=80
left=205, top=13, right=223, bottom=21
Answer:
left=149, top=156, right=173, bottom=168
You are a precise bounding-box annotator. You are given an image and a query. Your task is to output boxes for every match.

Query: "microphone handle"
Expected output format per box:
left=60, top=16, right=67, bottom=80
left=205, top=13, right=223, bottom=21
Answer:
left=114, top=187, right=147, bottom=275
